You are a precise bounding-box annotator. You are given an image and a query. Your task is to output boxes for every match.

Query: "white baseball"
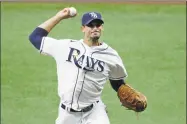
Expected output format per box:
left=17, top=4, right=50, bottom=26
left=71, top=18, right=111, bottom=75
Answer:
left=69, top=7, right=77, bottom=16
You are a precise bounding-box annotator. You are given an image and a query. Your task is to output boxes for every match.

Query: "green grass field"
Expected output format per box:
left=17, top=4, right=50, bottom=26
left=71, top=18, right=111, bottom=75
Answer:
left=1, top=2, right=186, bottom=124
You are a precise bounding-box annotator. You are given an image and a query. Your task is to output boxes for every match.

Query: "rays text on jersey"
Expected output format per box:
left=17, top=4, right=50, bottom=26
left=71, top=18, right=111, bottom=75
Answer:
left=66, top=47, right=105, bottom=72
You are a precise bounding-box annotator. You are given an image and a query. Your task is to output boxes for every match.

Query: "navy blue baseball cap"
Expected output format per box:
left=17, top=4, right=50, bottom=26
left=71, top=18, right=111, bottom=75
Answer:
left=81, top=12, right=104, bottom=26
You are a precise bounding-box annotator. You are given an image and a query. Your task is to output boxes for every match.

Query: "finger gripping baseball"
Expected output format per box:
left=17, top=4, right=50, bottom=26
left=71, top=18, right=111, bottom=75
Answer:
left=117, top=84, right=147, bottom=112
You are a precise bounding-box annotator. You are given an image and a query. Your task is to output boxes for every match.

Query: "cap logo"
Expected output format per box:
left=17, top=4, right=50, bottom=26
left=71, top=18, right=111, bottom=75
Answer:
left=89, top=12, right=97, bottom=18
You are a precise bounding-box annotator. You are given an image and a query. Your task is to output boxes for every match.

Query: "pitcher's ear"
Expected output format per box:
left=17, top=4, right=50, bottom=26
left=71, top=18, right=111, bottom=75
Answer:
left=81, top=26, right=85, bottom=33
left=101, top=26, right=104, bottom=31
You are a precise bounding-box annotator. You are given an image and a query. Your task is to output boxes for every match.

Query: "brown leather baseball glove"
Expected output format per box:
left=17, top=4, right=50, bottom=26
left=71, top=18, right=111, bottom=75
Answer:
left=117, top=84, right=147, bottom=112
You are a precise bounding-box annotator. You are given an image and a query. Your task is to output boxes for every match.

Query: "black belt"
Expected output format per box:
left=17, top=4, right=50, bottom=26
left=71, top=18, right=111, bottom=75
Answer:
left=61, top=101, right=99, bottom=112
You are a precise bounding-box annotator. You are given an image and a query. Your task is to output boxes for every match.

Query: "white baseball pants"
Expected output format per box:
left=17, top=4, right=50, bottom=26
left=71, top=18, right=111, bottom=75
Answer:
left=55, top=101, right=110, bottom=124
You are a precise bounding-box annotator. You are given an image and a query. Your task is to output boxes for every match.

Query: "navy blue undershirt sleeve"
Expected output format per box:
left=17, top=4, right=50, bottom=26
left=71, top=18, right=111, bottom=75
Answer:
left=109, top=79, right=125, bottom=92
left=29, top=27, right=49, bottom=50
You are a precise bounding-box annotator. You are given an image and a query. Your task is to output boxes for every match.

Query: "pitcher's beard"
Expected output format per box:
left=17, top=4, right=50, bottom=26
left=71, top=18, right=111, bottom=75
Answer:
left=91, top=36, right=100, bottom=42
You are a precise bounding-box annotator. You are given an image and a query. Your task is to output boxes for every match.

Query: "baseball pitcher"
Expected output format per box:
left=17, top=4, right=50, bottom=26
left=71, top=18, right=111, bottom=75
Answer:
left=29, top=7, right=147, bottom=124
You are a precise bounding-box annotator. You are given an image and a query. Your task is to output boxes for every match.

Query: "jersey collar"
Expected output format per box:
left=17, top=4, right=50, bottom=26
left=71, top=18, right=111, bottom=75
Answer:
left=80, top=39, right=108, bottom=51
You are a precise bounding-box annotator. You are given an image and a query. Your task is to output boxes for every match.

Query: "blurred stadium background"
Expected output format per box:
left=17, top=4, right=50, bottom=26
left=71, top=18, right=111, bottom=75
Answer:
left=1, top=1, right=186, bottom=124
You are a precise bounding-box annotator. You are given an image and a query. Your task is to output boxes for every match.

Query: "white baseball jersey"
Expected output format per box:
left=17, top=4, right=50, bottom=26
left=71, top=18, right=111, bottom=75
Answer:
left=40, top=37, right=128, bottom=111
